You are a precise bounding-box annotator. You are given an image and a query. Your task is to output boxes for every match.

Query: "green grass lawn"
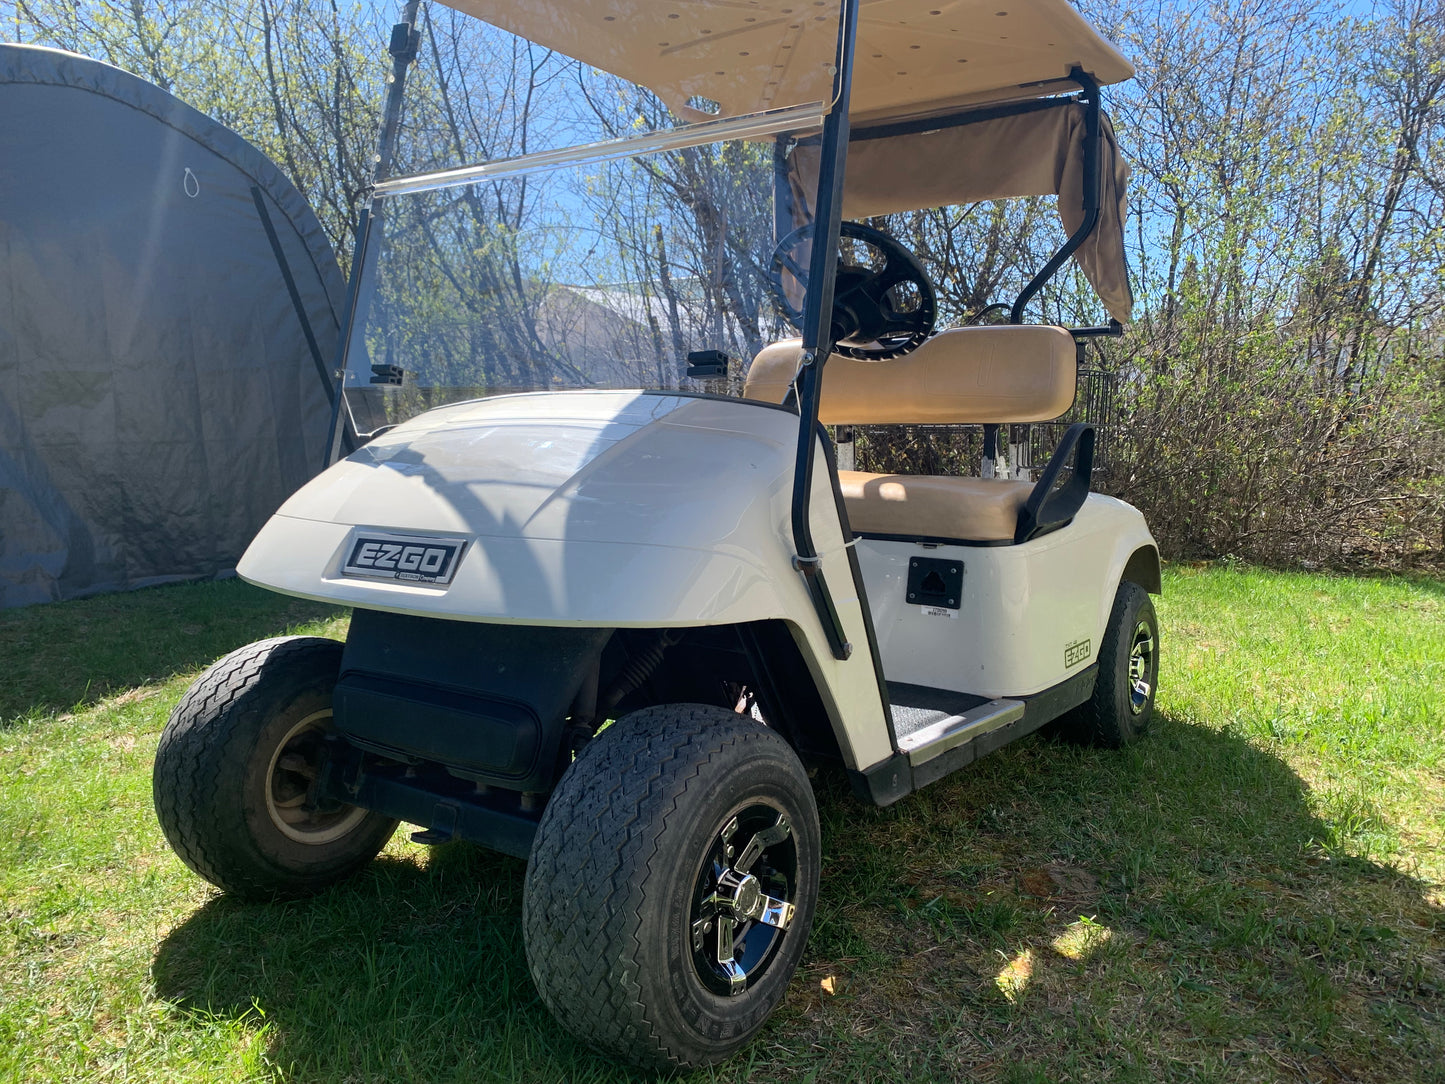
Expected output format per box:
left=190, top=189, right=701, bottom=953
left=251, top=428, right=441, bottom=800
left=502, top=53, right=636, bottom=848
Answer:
left=1, top=567, right=1441, bottom=1083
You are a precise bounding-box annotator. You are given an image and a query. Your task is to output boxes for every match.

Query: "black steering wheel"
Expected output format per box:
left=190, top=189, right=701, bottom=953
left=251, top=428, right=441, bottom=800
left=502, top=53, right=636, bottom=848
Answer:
left=767, top=221, right=937, bottom=360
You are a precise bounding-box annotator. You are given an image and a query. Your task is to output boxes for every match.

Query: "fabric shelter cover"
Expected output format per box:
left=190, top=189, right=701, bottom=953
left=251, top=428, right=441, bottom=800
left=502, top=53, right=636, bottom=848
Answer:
left=0, top=44, right=344, bottom=608
left=789, top=102, right=1134, bottom=324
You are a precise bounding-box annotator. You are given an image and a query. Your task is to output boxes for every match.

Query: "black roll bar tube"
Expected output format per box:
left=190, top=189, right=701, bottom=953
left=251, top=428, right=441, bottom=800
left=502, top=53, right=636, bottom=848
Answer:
left=850, top=94, right=1068, bottom=143
left=788, top=0, right=859, bottom=662
left=1010, top=66, right=1103, bottom=325
left=323, top=0, right=424, bottom=470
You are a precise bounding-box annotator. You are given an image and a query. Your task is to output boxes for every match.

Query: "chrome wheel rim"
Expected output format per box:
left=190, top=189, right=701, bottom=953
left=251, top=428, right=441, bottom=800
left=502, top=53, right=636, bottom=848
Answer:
left=1128, top=621, right=1156, bottom=716
left=690, top=803, right=798, bottom=997
left=265, top=710, right=368, bottom=844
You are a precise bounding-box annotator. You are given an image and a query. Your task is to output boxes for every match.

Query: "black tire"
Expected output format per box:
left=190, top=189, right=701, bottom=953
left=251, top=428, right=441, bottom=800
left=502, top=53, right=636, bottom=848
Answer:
left=153, top=636, right=397, bottom=900
left=522, top=704, right=821, bottom=1071
left=1059, top=581, right=1160, bottom=747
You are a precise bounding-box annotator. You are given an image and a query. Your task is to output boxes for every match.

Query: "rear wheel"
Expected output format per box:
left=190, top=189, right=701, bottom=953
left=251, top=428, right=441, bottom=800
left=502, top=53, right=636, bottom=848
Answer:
left=152, top=636, right=397, bottom=900
left=1058, top=581, right=1159, bottom=747
left=522, top=703, right=820, bottom=1070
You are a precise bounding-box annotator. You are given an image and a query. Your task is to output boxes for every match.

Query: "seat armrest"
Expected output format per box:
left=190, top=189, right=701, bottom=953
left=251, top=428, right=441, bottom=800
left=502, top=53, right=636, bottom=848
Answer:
left=1013, top=423, right=1095, bottom=544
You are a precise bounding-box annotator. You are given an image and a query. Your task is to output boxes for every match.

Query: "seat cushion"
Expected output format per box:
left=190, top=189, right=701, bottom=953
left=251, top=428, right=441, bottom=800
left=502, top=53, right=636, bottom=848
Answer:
left=838, top=471, right=1034, bottom=542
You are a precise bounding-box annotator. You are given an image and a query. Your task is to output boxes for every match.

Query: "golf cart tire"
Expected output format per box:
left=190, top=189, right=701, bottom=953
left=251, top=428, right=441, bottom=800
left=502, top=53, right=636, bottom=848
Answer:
left=522, top=703, right=821, bottom=1071
left=1060, top=581, right=1159, bottom=747
left=152, top=636, right=397, bottom=901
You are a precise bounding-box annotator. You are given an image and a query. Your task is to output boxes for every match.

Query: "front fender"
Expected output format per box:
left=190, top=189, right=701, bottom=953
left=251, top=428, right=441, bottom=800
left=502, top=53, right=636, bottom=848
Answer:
left=238, top=390, right=891, bottom=769
left=243, top=391, right=817, bottom=627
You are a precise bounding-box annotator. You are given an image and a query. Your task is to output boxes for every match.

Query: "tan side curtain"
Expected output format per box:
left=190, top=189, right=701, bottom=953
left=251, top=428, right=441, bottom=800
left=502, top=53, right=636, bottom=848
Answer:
left=789, top=103, right=1133, bottom=324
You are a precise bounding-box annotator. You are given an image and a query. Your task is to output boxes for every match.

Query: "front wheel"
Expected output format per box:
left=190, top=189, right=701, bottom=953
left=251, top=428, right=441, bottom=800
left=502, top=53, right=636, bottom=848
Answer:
left=522, top=704, right=821, bottom=1071
left=152, top=636, right=397, bottom=900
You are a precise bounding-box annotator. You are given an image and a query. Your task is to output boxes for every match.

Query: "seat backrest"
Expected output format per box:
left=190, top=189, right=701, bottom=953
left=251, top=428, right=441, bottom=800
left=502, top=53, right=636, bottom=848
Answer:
left=742, top=325, right=1077, bottom=424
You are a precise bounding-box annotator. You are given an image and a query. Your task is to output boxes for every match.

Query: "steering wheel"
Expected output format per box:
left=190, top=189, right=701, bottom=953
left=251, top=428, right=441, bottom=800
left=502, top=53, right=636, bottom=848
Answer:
left=767, top=221, right=937, bottom=360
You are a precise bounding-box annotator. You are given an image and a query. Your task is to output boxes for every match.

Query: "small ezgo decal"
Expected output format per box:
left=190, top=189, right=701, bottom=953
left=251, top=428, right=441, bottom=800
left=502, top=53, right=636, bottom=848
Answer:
left=1064, top=638, right=1091, bottom=668
left=341, top=533, right=467, bottom=585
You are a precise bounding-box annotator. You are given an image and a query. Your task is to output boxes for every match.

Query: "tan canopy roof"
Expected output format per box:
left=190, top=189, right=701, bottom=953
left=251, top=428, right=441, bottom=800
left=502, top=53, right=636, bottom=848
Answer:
left=434, top=0, right=1133, bottom=124
left=789, top=102, right=1134, bottom=323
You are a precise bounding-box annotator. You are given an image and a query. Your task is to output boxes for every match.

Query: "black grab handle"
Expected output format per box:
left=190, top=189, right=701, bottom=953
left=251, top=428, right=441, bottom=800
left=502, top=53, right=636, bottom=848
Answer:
left=1014, top=423, right=1096, bottom=544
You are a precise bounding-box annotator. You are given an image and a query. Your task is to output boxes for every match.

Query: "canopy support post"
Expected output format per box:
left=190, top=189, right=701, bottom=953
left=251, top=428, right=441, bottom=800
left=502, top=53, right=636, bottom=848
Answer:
left=790, top=0, right=858, bottom=663
left=1010, top=67, right=1103, bottom=325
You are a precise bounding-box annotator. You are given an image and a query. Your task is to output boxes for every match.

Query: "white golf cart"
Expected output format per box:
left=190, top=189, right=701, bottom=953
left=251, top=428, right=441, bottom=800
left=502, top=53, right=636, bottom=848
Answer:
left=153, top=0, right=1159, bottom=1069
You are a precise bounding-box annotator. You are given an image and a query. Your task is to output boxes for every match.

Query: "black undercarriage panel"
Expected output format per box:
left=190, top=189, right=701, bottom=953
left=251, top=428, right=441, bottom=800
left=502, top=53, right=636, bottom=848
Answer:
left=325, top=612, right=849, bottom=853
left=333, top=609, right=612, bottom=793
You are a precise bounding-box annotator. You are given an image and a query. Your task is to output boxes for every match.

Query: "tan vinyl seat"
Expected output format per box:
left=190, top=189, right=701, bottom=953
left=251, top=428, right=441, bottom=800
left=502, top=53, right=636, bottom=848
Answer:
left=744, top=326, right=1078, bottom=543
left=836, top=472, right=1034, bottom=542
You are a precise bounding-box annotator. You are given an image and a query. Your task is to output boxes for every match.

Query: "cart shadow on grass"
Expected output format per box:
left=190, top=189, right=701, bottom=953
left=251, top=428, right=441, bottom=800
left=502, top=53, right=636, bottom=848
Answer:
left=150, top=715, right=1444, bottom=1081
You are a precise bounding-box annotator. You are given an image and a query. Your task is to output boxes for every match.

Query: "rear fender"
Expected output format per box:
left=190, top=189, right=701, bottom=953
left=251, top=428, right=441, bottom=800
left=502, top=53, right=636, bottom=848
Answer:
left=1121, top=543, right=1162, bottom=594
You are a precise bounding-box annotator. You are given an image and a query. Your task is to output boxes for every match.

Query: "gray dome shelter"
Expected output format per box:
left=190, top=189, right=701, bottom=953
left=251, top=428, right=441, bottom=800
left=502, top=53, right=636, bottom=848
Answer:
left=0, top=44, right=344, bottom=608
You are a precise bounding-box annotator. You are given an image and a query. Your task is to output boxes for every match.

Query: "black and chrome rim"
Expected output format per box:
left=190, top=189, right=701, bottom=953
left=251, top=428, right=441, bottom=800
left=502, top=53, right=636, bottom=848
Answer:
left=689, top=803, right=799, bottom=997
left=1128, top=621, right=1156, bottom=715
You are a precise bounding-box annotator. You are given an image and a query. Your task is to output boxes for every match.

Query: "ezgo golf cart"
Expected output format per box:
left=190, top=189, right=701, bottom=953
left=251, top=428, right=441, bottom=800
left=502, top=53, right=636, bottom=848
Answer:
left=154, top=0, right=1160, bottom=1069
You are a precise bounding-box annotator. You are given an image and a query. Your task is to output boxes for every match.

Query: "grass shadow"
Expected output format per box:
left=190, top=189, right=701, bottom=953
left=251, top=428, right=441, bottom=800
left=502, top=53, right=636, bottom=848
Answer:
left=0, top=579, right=342, bottom=724
left=151, top=844, right=654, bottom=1084
left=803, top=713, right=1445, bottom=1079
left=147, top=715, right=1444, bottom=1082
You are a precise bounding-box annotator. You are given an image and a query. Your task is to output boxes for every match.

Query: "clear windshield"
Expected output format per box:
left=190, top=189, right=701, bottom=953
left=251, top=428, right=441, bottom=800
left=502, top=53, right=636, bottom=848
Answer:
left=339, top=2, right=839, bottom=434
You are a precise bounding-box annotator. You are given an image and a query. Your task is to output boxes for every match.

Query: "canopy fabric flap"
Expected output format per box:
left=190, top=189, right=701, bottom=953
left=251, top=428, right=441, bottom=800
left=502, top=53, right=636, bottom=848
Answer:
left=789, top=102, right=1134, bottom=324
